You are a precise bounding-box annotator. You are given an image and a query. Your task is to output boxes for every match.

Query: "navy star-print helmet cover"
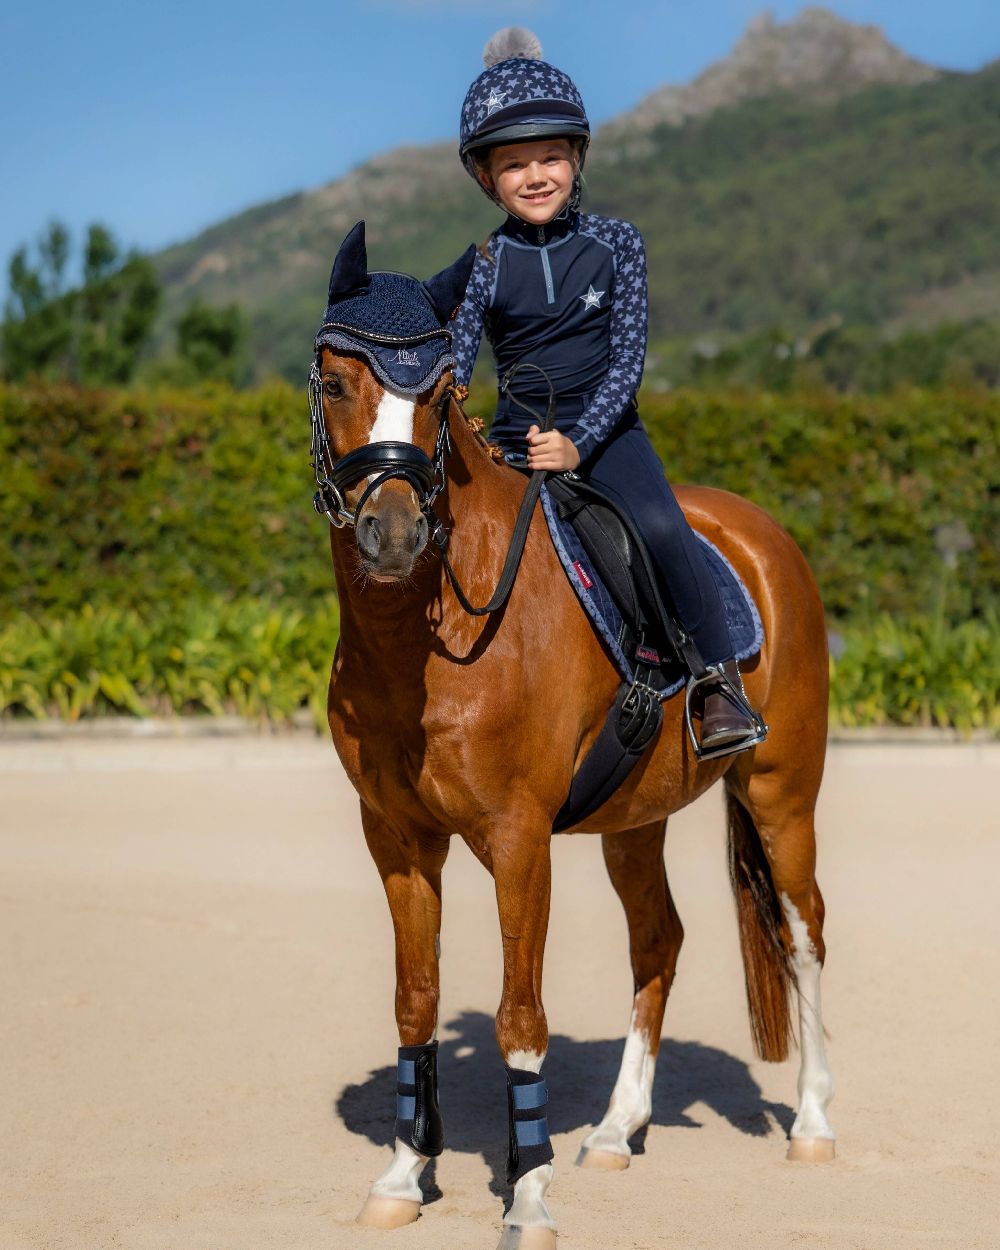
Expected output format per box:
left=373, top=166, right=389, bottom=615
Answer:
left=315, top=222, right=477, bottom=395
left=459, top=54, right=590, bottom=174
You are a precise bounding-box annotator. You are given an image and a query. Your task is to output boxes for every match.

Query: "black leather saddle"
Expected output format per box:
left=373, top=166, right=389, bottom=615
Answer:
left=545, top=473, right=710, bottom=686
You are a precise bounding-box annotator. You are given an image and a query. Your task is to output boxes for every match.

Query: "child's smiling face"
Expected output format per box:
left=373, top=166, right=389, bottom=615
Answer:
left=483, top=138, right=578, bottom=225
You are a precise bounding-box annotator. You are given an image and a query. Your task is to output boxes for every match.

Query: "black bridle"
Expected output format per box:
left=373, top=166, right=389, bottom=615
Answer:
left=309, top=359, right=451, bottom=531
left=309, top=353, right=555, bottom=616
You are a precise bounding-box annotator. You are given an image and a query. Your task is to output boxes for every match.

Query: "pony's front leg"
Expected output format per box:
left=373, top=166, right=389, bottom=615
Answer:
left=355, top=804, right=449, bottom=1230
left=490, top=823, right=557, bottom=1250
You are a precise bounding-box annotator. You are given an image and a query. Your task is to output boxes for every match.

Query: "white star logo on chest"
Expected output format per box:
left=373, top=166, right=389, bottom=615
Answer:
left=580, top=284, right=605, bottom=311
left=486, top=88, right=507, bottom=116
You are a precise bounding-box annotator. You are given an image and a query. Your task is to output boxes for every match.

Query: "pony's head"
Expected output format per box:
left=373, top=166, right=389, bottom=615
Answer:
left=310, top=221, right=476, bottom=580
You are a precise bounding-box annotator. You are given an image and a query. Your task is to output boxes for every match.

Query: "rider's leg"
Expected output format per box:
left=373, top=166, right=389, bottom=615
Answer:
left=583, top=412, right=760, bottom=750
left=583, top=412, right=729, bottom=661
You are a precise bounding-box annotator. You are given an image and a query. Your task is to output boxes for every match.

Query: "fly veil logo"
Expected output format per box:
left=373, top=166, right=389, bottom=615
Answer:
left=391, top=348, right=421, bottom=367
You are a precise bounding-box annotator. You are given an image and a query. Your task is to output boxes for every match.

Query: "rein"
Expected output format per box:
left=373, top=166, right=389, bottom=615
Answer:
left=309, top=357, right=555, bottom=617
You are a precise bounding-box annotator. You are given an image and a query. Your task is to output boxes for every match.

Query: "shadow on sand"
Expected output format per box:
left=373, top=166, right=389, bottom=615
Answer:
left=335, top=1010, right=793, bottom=1201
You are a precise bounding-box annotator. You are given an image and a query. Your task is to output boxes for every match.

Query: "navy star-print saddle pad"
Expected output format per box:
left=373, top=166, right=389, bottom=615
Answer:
left=540, top=483, right=764, bottom=700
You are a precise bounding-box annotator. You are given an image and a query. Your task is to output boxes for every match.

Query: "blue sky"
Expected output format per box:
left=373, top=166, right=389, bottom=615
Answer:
left=1, top=0, right=998, bottom=286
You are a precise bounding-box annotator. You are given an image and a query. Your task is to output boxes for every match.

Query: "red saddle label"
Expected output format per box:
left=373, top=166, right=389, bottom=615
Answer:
left=572, top=561, right=594, bottom=590
left=635, top=644, right=662, bottom=664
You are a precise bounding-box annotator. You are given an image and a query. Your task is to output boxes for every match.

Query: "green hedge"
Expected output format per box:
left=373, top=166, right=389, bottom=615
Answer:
left=1, top=601, right=995, bottom=732
left=0, top=381, right=332, bottom=616
left=829, top=612, right=999, bottom=732
left=0, top=598, right=338, bottom=727
left=2, top=381, right=997, bottom=622
left=636, top=388, right=998, bottom=622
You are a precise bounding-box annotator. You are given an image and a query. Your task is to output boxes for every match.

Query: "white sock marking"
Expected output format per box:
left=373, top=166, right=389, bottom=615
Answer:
left=506, top=1049, right=545, bottom=1074
left=782, top=893, right=835, bottom=1142
left=370, top=1139, right=426, bottom=1203
left=505, top=1162, right=555, bottom=1231
left=582, top=1011, right=655, bottom=1157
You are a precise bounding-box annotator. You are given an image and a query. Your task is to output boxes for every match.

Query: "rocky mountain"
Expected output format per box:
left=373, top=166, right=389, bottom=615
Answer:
left=152, top=9, right=992, bottom=382
left=596, top=7, right=937, bottom=157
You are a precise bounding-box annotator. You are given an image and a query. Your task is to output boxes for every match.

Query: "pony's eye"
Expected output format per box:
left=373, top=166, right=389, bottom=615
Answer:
left=323, top=376, right=342, bottom=399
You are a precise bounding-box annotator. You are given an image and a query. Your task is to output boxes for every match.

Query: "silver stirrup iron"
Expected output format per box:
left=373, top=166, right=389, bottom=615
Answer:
left=684, top=663, right=769, bottom=760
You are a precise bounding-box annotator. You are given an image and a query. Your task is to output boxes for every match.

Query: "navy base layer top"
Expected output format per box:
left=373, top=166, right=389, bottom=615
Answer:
left=452, top=209, right=649, bottom=464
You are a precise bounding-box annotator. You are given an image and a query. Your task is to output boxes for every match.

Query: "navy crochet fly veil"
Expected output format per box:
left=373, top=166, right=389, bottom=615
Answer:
left=314, top=221, right=477, bottom=394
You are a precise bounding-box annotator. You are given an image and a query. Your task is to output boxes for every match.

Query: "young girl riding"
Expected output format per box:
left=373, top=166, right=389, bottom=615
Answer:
left=453, top=28, right=763, bottom=757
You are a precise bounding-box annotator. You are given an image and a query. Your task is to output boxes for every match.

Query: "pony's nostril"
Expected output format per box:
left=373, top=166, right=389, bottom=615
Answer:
left=358, top=514, right=381, bottom=559
left=414, top=514, right=429, bottom=549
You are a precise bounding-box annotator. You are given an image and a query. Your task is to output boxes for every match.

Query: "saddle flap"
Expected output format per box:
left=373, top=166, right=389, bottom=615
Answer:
left=556, top=495, right=641, bottom=628
left=547, top=475, right=662, bottom=646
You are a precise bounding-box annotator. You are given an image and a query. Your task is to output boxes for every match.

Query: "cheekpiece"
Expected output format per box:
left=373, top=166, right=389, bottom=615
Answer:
left=314, top=221, right=477, bottom=395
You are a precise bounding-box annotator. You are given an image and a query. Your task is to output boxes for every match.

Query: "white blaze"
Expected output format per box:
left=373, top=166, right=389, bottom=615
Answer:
left=370, top=387, right=415, bottom=443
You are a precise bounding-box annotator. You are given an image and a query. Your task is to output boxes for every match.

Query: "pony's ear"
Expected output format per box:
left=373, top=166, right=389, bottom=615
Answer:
left=327, top=220, right=370, bottom=304
left=423, top=244, right=477, bottom=323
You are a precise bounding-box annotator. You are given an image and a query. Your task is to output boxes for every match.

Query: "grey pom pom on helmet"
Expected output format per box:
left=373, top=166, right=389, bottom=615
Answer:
left=482, top=27, right=543, bottom=68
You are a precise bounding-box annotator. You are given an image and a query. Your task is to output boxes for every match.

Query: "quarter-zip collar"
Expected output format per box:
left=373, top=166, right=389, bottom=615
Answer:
left=501, top=209, right=578, bottom=248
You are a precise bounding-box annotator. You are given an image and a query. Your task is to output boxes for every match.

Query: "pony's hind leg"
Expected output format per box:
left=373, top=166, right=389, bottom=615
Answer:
left=578, top=820, right=681, bottom=1170
left=783, top=881, right=835, bottom=1161
left=726, top=785, right=835, bottom=1161
left=355, top=804, right=449, bottom=1229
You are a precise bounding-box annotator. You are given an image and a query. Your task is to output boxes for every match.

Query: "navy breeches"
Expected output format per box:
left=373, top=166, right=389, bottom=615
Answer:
left=583, top=411, right=733, bottom=666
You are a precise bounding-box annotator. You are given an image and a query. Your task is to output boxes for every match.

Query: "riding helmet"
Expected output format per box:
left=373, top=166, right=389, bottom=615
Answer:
left=459, top=27, right=591, bottom=184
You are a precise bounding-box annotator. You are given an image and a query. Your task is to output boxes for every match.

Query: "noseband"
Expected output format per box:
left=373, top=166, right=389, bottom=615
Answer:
left=308, top=357, right=453, bottom=532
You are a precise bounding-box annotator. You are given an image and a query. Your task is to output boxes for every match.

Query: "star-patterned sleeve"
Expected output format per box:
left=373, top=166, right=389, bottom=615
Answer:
left=452, top=248, right=496, bottom=388
left=568, top=220, right=648, bottom=464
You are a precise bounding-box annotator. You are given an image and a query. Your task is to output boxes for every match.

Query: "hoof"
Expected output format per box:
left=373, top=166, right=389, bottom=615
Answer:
left=575, top=1146, right=630, bottom=1171
left=787, top=1137, right=836, bottom=1163
left=356, top=1195, right=421, bottom=1228
left=498, top=1225, right=557, bottom=1250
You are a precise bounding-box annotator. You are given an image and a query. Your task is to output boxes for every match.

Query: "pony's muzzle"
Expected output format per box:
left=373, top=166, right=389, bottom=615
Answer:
left=357, top=488, right=429, bottom=578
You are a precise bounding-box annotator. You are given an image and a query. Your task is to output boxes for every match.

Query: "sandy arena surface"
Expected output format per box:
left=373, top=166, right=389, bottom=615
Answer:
left=1, top=735, right=998, bottom=1250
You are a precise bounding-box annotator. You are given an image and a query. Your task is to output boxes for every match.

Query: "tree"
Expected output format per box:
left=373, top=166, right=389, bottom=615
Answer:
left=176, top=301, right=246, bottom=383
left=1, top=222, right=160, bottom=384
left=2, top=222, right=76, bottom=379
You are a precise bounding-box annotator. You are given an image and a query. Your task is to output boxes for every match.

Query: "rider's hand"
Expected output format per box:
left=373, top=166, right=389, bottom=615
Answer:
left=526, top=425, right=582, bottom=472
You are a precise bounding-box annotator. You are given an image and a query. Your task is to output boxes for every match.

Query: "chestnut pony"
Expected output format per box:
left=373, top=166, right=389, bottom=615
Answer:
left=313, top=233, right=834, bottom=1250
